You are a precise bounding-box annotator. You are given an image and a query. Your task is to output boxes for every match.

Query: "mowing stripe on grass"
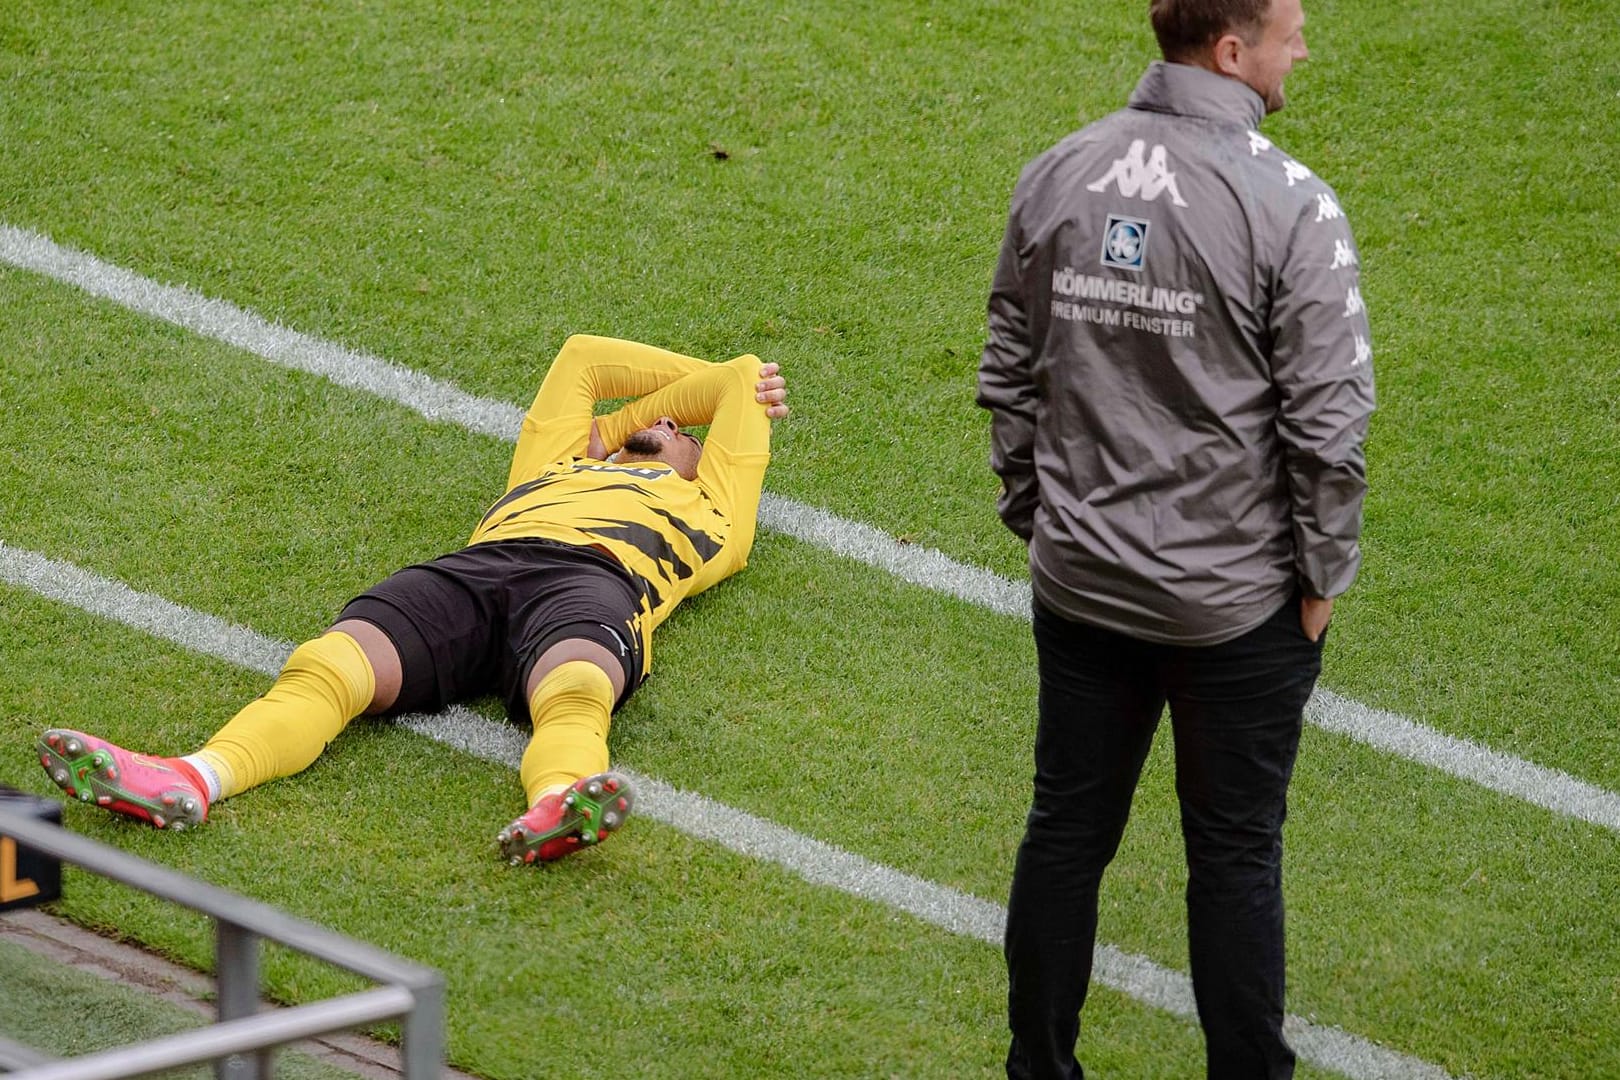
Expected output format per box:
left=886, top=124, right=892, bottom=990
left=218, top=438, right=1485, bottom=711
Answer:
left=0, top=539, right=1452, bottom=1080
left=4, top=223, right=1617, bottom=837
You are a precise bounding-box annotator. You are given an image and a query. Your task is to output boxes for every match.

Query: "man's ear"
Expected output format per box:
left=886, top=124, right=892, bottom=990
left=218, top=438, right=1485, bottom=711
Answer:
left=1211, top=33, right=1246, bottom=77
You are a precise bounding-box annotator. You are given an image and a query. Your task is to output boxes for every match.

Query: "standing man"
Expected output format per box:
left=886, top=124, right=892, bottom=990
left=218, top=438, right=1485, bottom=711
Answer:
left=977, top=0, right=1372, bottom=1076
left=39, top=335, right=788, bottom=866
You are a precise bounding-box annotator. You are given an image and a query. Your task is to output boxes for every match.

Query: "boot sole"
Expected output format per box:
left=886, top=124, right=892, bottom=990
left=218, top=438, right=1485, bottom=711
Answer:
left=37, top=729, right=206, bottom=831
left=496, top=772, right=635, bottom=865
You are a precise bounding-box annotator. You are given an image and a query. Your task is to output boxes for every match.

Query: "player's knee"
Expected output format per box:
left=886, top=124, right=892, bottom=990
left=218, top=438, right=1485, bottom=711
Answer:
left=530, top=659, right=615, bottom=715
left=281, top=632, right=375, bottom=713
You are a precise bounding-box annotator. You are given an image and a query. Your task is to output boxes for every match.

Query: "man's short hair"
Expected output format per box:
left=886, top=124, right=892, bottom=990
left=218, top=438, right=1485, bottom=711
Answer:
left=1149, top=0, right=1272, bottom=61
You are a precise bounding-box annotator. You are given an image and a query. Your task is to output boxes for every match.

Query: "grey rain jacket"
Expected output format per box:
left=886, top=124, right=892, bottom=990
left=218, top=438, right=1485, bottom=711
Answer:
left=978, top=61, right=1375, bottom=645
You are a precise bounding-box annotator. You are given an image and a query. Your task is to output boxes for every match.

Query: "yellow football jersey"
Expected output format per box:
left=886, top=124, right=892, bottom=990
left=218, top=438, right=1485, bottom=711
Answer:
left=467, top=335, right=772, bottom=674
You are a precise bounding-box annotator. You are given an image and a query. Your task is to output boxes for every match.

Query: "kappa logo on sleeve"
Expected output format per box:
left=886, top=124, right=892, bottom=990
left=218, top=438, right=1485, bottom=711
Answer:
left=1086, top=140, right=1189, bottom=207
left=1099, top=215, right=1150, bottom=272
left=1353, top=333, right=1373, bottom=368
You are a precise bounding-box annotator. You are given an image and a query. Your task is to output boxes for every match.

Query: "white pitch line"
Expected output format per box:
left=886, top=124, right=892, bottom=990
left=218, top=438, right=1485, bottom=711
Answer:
left=0, top=540, right=1452, bottom=1080
left=3, top=222, right=1616, bottom=838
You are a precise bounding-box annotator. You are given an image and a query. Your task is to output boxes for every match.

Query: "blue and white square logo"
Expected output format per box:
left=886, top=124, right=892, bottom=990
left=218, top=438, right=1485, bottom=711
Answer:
left=1100, top=214, right=1150, bottom=272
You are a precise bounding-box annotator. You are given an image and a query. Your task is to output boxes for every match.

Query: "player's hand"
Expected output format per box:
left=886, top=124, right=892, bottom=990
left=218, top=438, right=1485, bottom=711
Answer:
left=586, top=418, right=609, bottom=460
left=1300, top=595, right=1334, bottom=642
left=756, top=362, right=789, bottom=420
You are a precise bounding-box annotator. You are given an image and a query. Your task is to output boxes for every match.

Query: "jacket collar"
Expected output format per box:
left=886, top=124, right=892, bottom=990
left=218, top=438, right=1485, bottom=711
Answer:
left=1128, top=60, right=1266, bottom=129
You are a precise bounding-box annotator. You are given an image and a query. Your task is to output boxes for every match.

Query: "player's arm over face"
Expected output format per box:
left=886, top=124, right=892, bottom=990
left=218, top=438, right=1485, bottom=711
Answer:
left=508, top=334, right=788, bottom=587
left=603, top=355, right=780, bottom=588
left=507, top=334, right=710, bottom=490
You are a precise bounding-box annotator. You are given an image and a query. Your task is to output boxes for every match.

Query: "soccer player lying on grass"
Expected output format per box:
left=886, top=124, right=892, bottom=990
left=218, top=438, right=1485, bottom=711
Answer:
left=37, top=335, right=789, bottom=864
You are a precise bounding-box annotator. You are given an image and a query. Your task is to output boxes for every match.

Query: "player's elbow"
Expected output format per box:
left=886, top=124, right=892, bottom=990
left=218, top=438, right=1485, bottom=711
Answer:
left=725, top=353, right=765, bottom=382
left=550, top=335, right=595, bottom=372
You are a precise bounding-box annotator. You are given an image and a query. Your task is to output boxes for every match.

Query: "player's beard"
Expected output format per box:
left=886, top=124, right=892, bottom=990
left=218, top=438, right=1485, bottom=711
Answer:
left=622, top=430, right=665, bottom=455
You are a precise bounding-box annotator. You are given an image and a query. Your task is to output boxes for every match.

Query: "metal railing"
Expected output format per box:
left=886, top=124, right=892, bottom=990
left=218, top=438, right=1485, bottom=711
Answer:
left=0, top=805, right=445, bottom=1080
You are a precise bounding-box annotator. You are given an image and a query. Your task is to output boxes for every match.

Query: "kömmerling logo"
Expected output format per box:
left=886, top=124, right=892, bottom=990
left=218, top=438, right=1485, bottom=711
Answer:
left=1051, top=267, right=1200, bottom=315
left=1086, top=140, right=1189, bottom=207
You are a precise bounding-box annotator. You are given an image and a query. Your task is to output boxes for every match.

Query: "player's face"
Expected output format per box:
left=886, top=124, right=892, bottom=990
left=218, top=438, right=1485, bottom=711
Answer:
left=1238, top=0, right=1308, bottom=114
left=622, top=416, right=703, bottom=480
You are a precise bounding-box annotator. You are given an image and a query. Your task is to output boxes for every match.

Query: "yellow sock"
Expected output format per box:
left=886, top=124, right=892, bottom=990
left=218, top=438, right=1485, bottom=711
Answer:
left=520, top=661, right=613, bottom=806
left=196, top=631, right=376, bottom=799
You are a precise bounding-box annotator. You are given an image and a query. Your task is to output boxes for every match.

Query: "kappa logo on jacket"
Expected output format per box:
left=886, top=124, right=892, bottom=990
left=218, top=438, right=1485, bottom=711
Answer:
left=1086, top=140, right=1189, bottom=207
left=1353, top=333, right=1373, bottom=368
left=1343, top=286, right=1365, bottom=318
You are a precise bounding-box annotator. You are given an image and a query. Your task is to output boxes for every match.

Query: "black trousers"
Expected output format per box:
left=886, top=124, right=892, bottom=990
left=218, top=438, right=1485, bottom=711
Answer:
left=1005, top=597, right=1324, bottom=1080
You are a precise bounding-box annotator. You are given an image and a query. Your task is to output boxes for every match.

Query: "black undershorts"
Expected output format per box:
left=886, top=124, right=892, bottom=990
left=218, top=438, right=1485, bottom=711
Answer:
left=337, top=538, right=646, bottom=724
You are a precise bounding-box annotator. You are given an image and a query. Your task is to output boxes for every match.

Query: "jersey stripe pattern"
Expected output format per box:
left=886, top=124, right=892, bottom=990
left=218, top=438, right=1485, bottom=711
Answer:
left=462, top=334, right=774, bottom=679
left=467, top=461, right=729, bottom=629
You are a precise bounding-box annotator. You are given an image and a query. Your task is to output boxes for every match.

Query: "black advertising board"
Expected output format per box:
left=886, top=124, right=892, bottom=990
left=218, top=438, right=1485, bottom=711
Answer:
left=0, top=784, right=64, bottom=910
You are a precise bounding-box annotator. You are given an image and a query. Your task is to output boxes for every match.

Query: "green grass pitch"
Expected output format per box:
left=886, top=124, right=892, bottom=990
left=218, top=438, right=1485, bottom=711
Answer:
left=2, top=1, right=1617, bottom=1076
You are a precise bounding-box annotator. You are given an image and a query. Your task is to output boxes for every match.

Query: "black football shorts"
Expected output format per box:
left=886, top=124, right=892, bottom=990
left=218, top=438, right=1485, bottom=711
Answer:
left=337, top=538, right=645, bottom=724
